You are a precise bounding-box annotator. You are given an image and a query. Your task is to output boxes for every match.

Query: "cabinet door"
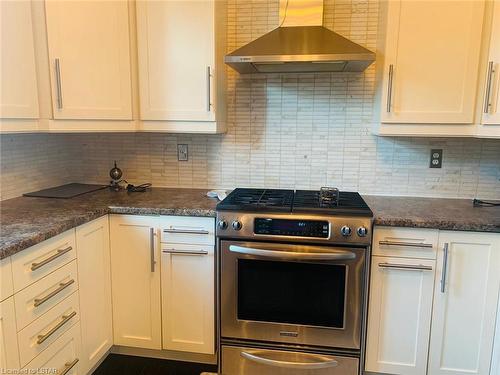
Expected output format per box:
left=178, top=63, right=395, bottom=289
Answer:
left=45, top=0, right=132, bottom=120
left=381, top=0, right=484, bottom=124
left=136, top=0, right=215, bottom=122
left=428, top=232, right=500, bottom=375
left=161, top=244, right=215, bottom=354
left=492, top=292, right=500, bottom=375
left=76, top=216, right=112, bottom=373
left=365, top=256, right=435, bottom=375
left=0, top=297, right=20, bottom=371
left=482, top=1, right=500, bottom=125
left=0, top=0, right=39, bottom=119
left=109, top=215, right=161, bottom=350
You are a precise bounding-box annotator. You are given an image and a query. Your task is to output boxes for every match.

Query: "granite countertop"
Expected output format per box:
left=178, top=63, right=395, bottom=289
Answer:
left=0, top=188, right=217, bottom=260
left=364, top=195, right=500, bottom=233
left=1, top=188, right=499, bottom=260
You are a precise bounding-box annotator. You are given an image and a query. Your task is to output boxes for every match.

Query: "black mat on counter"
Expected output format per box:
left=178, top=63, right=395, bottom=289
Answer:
left=23, top=183, right=108, bottom=199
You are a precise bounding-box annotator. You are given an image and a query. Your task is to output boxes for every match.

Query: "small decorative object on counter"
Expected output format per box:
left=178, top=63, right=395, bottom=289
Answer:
left=109, top=161, right=123, bottom=191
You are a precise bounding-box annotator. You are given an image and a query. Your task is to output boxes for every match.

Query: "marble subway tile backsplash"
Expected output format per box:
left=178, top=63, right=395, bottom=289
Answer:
left=1, top=0, right=499, bottom=201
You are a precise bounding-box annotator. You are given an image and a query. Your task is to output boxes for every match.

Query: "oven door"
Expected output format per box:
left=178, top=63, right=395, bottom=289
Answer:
left=220, top=240, right=366, bottom=350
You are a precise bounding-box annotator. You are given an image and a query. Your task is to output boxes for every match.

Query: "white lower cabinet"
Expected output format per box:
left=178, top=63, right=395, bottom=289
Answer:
left=161, top=243, right=215, bottom=354
left=0, top=297, right=20, bottom=371
left=109, top=215, right=161, bottom=350
left=23, top=323, right=82, bottom=375
left=428, top=231, right=500, bottom=375
left=367, top=228, right=500, bottom=375
left=76, top=216, right=113, bottom=373
left=365, top=256, right=436, bottom=375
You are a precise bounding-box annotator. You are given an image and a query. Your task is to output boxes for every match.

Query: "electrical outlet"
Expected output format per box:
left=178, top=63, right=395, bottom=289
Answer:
left=430, top=149, right=443, bottom=168
left=177, top=144, right=188, bottom=161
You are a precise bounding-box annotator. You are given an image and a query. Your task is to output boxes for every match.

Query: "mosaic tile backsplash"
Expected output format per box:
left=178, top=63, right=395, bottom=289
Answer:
left=1, top=0, right=499, bottom=201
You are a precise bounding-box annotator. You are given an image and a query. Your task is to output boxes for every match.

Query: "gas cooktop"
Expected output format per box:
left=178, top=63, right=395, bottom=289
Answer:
left=216, top=188, right=373, bottom=217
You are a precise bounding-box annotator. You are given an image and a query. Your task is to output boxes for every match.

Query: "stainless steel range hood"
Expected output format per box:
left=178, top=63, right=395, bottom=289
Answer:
left=224, top=0, right=375, bottom=74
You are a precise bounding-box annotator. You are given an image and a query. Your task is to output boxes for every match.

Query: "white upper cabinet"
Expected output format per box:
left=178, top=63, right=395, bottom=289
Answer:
left=428, top=231, right=500, bottom=375
left=0, top=0, right=39, bottom=119
left=136, top=0, right=227, bottom=133
left=375, top=0, right=485, bottom=131
left=481, top=1, right=500, bottom=126
left=44, top=0, right=132, bottom=120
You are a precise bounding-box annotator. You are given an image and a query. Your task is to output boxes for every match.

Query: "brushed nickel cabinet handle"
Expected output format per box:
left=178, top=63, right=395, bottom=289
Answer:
left=440, top=243, right=449, bottom=293
left=207, top=66, right=212, bottom=112
left=378, top=262, right=432, bottom=271
left=150, top=228, right=155, bottom=272
left=484, top=61, right=495, bottom=114
left=379, top=240, right=433, bottom=249
left=37, top=311, right=76, bottom=344
left=163, top=228, right=209, bottom=235
left=31, top=246, right=73, bottom=271
left=59, top=358, right=79, bottom=375
left=386, top=64, right=394, bottom=112
left=55, top=58, right=63, bottom=109
left=34, top=279, right=75, bottom=307
left=163, top=249, right=209, bottom=255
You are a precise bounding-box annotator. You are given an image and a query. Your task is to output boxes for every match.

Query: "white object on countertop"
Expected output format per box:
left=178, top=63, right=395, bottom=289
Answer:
left=207, top=190, right=227, bottom=201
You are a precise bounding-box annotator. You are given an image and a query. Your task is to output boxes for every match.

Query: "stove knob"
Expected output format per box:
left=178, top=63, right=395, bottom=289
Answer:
left=218, top=220, right=228, bottom=230
left=232, top=220, right=243, bottom=231
left=357, top=226, right=368, bottom=237
left=340, top=226, right=352, bottom=237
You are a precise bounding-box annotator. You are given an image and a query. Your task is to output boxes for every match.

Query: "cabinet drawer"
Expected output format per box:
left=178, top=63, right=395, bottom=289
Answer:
left=160, top=216, right=215, bottom=245
left=23, top=322, right=81, bottom=375
left=17, top=291, right=80, bottom=367
left=373, top=227, right=438, bottom=259
left=1, top=256, right=14, bottom=301
left=11, top=230, right=76, bottom=292
left=15, top=260, right=79, bottom=330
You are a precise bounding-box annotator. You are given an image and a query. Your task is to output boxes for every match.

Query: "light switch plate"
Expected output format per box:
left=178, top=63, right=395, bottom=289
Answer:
left=430, top=149, right=443, bottom=168
left=177, top=144, right=188, bottom=161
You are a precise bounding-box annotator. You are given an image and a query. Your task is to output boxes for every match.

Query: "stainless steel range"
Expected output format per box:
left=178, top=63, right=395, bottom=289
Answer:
left=216, top=188, right=373, bottom=375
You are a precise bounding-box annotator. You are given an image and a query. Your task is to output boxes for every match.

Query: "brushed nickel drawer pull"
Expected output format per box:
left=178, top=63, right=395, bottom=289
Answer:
left=31, top=246, right=73, bottom=271
left=378, top=262, right=432, bottom=271
left=379, top=240, right=433, bottom=249
left=163, top=249, right=209, bottom=255
left=59, top=358, right=79, bottom=375
left=34, top=279, right=75, bottom=307
left=37, top=311, right=76, bottom=344
left=163, top=229, right=210, bottom=235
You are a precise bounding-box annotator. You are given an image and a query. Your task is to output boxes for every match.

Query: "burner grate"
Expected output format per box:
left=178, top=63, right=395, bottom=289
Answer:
left=217, top=188, right=294, bottom=212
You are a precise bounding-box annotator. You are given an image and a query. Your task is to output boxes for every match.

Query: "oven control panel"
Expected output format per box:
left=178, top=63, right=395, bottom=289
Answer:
left=254, top=218, right=329, bottom=238
left=216, top=212, right=373, bottom=245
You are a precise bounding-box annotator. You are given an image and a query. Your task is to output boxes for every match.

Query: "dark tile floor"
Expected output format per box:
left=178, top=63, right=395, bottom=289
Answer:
left=92, top=354, right=218, bottom=375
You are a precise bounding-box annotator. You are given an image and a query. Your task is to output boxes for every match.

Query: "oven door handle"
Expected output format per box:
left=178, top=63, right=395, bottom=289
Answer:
left=241, top=351, right=339, bottom=369
left=229, top=245, right=356, bottom=261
